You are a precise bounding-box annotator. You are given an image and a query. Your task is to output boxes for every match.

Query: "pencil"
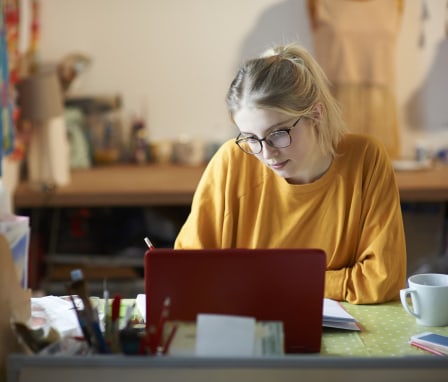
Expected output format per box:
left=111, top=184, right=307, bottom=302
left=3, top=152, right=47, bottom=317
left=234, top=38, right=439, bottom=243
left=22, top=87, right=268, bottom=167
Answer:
left=144, top=236, right=154, bottom=250
left=162, top=324, right=178, bottom=355
left=154, top=297, right=171, bottom=354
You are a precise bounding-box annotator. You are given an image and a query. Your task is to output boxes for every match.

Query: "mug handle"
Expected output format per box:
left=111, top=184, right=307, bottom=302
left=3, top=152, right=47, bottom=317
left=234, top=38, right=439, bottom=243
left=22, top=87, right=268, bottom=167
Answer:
left=400, top=288, right=419, bottom=319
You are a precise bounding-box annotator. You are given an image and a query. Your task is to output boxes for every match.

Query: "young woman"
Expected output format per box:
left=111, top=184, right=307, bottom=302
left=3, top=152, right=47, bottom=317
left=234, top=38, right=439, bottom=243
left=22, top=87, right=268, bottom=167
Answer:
left=174, top=43, right=406, bottom=304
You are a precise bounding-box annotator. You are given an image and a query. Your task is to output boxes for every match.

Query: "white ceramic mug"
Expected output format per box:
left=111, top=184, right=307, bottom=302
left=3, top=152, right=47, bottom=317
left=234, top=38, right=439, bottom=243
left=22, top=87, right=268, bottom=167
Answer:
left=400, top=273, right=448, bottom=326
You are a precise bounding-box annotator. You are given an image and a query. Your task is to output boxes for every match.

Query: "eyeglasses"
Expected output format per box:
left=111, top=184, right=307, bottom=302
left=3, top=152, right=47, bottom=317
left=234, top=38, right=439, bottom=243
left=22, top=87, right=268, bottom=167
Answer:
left=235, top=117, right=301, bottom=155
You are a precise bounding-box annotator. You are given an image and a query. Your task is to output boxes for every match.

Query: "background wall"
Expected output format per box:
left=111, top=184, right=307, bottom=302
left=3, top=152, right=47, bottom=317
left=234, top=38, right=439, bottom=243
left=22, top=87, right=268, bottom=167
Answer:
left=38, top=0, right=448, bottom=157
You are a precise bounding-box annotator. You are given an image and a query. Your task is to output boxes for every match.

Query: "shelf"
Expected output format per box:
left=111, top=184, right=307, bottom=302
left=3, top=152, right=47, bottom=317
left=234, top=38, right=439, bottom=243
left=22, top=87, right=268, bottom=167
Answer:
left=41, top=278, right=145, bottom=298
left=45, top=253, right=145, bottom=267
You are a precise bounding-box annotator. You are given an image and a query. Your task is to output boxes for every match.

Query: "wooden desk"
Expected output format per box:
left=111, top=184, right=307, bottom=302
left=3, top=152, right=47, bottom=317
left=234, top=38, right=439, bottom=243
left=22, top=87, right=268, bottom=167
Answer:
left=13, top=163, right=448, bottom=208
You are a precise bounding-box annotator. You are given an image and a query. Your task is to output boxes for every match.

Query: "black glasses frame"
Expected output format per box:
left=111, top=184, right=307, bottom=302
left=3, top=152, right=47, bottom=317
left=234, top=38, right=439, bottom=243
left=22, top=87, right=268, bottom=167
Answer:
left=235, top=117, right=302, bottom=155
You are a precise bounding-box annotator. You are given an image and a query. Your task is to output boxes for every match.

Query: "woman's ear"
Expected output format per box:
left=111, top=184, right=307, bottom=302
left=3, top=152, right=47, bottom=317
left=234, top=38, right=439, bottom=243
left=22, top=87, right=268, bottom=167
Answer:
left=310, top=102, right=325, bottom=122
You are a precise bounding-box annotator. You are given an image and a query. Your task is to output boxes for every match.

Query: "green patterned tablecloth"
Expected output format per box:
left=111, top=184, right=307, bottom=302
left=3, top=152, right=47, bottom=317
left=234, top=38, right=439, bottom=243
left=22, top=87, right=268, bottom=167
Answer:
left=321, top=301, right=448, bottom=356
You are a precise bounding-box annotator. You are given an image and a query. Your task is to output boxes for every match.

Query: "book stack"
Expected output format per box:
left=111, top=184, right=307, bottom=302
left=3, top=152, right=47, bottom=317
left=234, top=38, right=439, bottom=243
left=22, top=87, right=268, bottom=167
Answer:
left=410, top=332, right=448, bottom=356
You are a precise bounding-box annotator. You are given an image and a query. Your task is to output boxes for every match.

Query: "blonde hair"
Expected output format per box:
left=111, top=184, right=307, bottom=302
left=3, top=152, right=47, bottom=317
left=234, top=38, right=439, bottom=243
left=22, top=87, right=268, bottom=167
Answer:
left=226, top=43, right=346, bottom=156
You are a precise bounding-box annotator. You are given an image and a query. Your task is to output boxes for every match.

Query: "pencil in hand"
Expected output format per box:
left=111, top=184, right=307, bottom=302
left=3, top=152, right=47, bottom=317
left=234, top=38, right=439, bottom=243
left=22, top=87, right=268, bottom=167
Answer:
left=144, top=237, right=154, bottom=250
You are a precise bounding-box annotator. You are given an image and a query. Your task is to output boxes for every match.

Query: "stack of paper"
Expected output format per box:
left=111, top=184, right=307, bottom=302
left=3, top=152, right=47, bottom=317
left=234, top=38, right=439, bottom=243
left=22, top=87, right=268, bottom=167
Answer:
left=410, top=332, right=448, bottom=356
left=323, top=298, right=360, bottom=331
left=136, top=295, right=361, bottom=332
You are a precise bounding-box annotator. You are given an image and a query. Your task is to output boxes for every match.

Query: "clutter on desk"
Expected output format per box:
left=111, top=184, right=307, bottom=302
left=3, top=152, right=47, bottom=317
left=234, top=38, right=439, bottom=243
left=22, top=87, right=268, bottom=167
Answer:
left=12, top=322, right=61, bottom=354
left=63, top=94, right=130, bottom=167
left=65, top=107, right=91, bottom=169
left=149, top=139, right=174, bottom=164
left=26, top=270, right=284, bottom=357
left=62, top=90, right=225, bottom=168
left=392, top=134, right=448, bottom=171
left=392, top=158, right=433, bottom=172
left=30, top=295, right=83, bottom=338
left=25, top=292, right=145, bottom=356
left=22, top=272, right=144, bottom=356
left=172, top=136, right=205, bottom=166
left=129, top=117, right=149, bottom=164
left=12, top=294, right=93, bottom=356
left=66, top=269, right=111, bottom=354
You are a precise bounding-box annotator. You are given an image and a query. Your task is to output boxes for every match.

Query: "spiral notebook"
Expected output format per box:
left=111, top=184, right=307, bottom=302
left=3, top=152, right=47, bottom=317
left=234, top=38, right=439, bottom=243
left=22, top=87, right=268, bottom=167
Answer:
left=144, top=248, right=326, bottom=353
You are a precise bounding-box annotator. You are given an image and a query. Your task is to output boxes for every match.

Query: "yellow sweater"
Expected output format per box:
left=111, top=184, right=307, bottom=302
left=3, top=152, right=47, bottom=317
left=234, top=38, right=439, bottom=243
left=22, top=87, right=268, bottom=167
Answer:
left=175, top=134, right=406, bottom=304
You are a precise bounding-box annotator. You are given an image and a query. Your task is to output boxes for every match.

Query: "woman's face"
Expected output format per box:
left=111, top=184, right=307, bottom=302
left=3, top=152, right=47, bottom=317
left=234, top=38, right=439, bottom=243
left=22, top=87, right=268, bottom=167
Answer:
left=234, top=107, right=326, bottom=184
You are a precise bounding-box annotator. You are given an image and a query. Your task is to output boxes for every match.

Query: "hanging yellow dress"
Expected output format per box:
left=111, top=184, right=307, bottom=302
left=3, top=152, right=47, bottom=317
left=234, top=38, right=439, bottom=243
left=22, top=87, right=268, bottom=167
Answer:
left=308, top=0, right=403, bottom=158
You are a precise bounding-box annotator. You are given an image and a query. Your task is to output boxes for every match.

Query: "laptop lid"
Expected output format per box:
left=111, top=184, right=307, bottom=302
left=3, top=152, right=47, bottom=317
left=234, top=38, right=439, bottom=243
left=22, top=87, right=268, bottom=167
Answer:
left=144, top=248, right=326, bottom=353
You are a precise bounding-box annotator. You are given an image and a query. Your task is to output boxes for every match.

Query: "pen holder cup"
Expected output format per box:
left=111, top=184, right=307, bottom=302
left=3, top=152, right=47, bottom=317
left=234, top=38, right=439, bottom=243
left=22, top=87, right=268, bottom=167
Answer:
left=119, top=326, right=147, bottom=355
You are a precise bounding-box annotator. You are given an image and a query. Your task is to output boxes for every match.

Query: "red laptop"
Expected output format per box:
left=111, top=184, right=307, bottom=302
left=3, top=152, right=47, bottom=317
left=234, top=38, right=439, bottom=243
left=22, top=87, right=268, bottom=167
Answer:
left=144, top=248, right=326, bottom=353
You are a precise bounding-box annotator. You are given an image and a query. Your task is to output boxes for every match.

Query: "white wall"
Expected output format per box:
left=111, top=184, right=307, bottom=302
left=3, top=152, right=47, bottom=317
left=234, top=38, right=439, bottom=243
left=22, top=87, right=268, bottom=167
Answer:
left=39, top=0, right=448, bottom=156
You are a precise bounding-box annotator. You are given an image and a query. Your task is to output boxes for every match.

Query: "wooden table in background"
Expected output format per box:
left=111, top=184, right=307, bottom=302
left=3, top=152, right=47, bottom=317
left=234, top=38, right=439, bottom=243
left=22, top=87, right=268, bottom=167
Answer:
left=396, top=164, right=448, bottom=202
left=14, top=164, right=207, bottom=208
left=14, top=163, right=448, bottom=208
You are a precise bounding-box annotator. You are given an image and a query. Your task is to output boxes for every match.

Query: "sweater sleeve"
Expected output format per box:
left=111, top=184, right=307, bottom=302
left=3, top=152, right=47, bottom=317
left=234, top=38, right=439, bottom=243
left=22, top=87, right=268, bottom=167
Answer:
left=174, top=142, right=233, bottom=249
left=325, top=141, right=407, bottom=304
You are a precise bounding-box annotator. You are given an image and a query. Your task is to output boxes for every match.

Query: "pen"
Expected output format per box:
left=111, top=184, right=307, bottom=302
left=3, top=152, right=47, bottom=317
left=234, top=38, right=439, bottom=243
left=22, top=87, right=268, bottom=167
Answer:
left=68, top=269, right=110, bottom=353
left=69, top=269, right=95, bottom=322
left=162, top=324, right=178, bottom=355
left=91, top=308, right=110, bottom=354
left=123, top=302, right=135, bottom=330
left=103, top=279, right=109, bottom=335
left=68, top=294, right=93, bottom=347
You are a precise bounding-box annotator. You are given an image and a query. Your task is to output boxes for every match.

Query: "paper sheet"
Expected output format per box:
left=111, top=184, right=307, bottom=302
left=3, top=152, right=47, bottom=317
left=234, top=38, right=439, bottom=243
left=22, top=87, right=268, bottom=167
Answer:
left=195, top=314, right=256, bottom=356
